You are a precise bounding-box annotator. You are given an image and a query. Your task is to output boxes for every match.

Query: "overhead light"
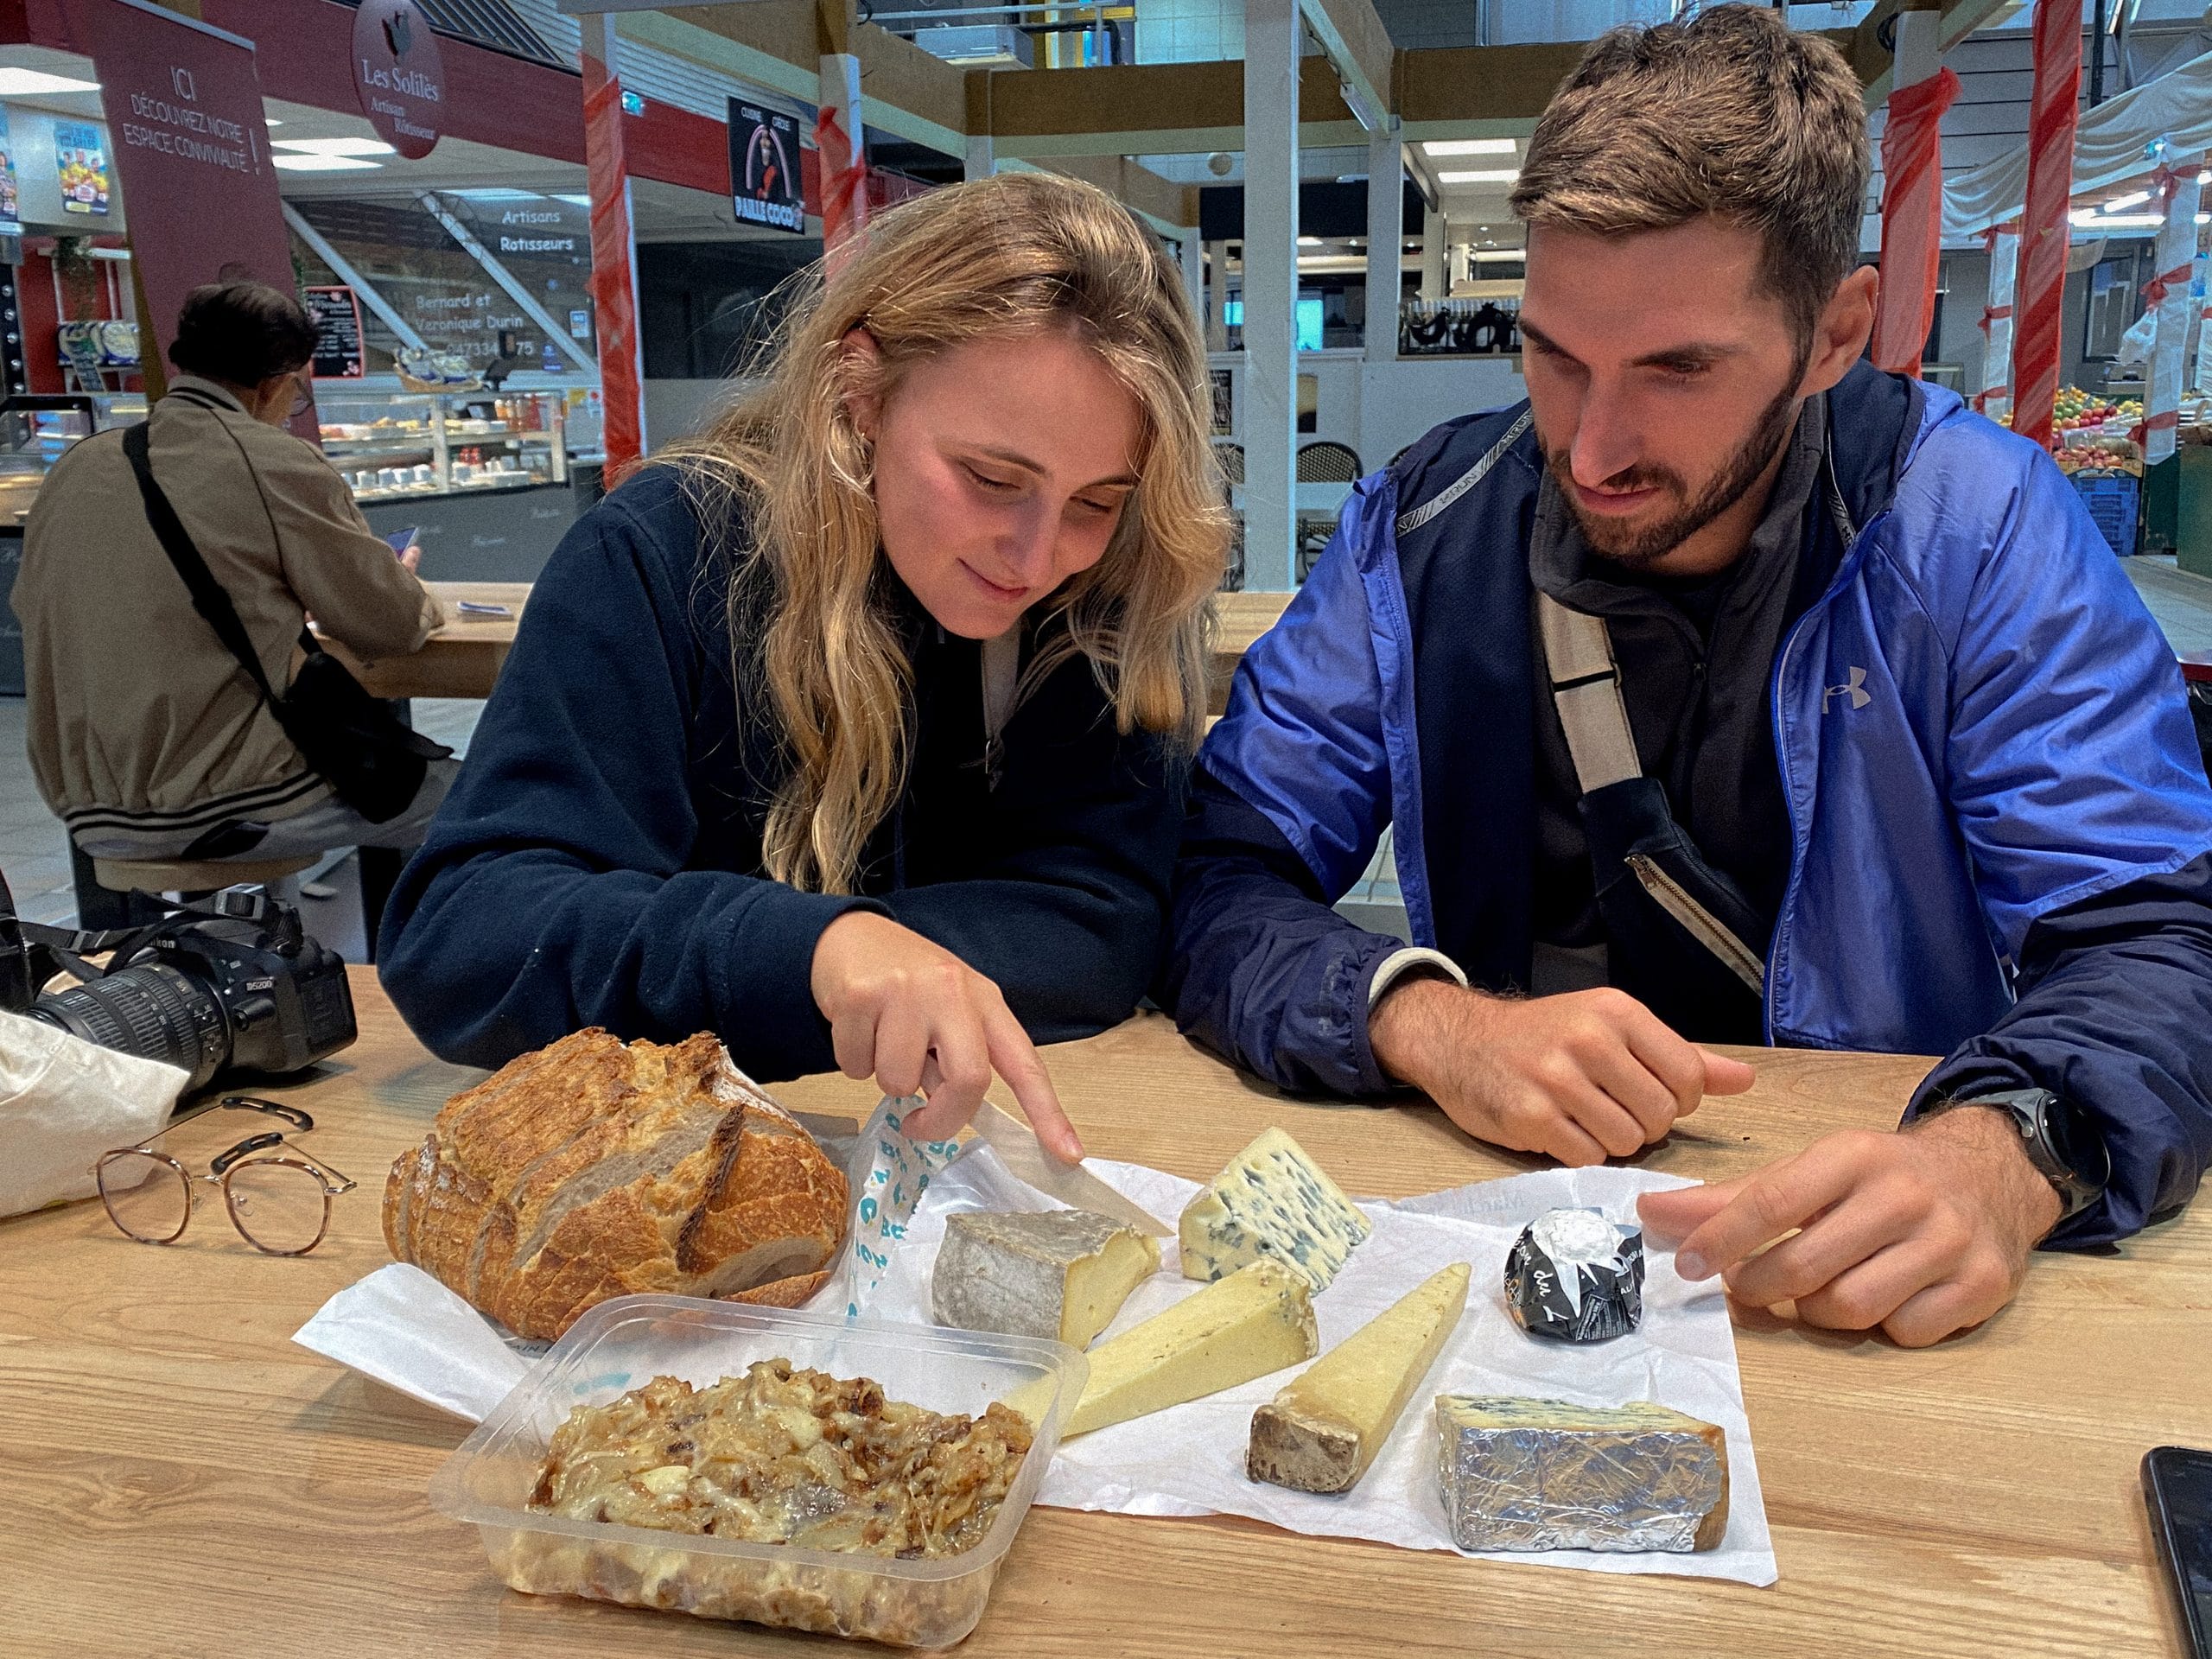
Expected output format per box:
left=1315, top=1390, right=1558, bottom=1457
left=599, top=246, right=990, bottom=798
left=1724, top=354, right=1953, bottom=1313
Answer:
left=271, top=154, right=384, bottom=172
left=2079, top=213, right=2164, bottom=229
left=2103, top=190, right=2152, bottom=212
left=264, top=118, right=283, bottom=128
left=2198, top=212, right=2209, bottom=225
left=1471, top=249, right=1525, bottom=262
left=448, top=188, right=545, bottom=200
left=272, top=137, right=397, bottom=157
left=1297, top=235, right=1323, bottom=246
left=1422, top=138, right=1516, bottom=157
left=554, top=194, right=592, bottom=207
left=2201, top=170, right=2211, bottom=187
left=1438, top=169, right=1519, bottom=186
left=0, top=68, right=99, bottom=97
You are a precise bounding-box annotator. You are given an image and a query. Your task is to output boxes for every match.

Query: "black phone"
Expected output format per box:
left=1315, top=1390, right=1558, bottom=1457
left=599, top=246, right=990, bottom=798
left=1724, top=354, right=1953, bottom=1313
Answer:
left=382, top=525, right=419, bottom=557
left=2145, top=1445, right=2212, bottom=1659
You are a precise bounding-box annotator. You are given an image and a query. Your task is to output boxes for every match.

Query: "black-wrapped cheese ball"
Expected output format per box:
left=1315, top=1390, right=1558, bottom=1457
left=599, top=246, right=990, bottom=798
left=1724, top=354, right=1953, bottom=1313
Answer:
left=1504, top=1207, right=1645, bottom=1342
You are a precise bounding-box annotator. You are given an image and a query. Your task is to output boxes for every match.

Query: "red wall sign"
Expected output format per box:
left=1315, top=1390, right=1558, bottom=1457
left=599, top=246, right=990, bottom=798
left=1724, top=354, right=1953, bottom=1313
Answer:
left=67, top=0, right=297, bottom=416
left=351, top=0, right=442, bottom=159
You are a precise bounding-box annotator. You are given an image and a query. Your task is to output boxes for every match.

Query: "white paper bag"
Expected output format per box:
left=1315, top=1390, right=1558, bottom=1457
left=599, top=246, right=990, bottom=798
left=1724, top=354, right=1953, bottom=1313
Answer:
left=0, top=1008, right=188, bottom=1218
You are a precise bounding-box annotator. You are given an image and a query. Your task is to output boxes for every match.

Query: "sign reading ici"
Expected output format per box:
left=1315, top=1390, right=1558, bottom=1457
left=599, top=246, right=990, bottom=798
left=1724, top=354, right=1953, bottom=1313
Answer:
left=352, top=0, right=443, bottom=159
left=728, top=99, right=804, bottom=234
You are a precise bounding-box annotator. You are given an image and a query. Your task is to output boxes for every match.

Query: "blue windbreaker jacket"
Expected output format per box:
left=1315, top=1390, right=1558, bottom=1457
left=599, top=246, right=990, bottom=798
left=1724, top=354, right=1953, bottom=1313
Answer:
left=1167, top=363, right=2212, bottom=1246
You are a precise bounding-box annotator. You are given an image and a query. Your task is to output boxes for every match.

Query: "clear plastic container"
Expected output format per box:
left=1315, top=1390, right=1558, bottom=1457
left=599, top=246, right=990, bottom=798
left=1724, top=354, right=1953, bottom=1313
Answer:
left=428, top=1295, right=1084, bottom=1649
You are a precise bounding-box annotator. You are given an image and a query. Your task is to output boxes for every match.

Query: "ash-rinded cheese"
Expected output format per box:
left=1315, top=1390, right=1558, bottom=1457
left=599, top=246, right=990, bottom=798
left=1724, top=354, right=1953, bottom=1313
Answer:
left=1179, top=1127, right=1372, bottom=1291
left=931, top=1209, right=1160, bottom=1350
left=1009, top=1258, right=1319, bottom=1438
left=1247, top=1262, right=1470, bottom=1493
left=1435, top=1395, right=1730, bottom=1554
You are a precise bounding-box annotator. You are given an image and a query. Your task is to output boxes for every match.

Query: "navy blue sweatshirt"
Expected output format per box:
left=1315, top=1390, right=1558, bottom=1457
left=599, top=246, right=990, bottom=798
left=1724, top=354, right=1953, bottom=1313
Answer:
left=378, top=467, right=1181, bottom=1081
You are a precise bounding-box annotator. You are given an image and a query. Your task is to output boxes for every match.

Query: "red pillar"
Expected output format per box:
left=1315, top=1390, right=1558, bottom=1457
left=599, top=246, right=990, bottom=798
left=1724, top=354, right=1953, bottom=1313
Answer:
left=580, top=16, right=645, bottom=482
left=2010, top=0, right=2084, bottom=450
left=1870, top=65, right=1961, bottom=378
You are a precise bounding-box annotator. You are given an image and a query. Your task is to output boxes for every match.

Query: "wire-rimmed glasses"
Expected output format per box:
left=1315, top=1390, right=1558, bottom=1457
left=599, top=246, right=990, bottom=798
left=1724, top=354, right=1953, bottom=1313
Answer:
left=93, top=1095, right=356, bottom=1256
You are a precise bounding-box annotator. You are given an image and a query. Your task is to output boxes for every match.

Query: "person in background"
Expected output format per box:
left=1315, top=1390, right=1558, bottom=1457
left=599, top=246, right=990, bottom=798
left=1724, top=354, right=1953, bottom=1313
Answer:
left=379, top=173, right=1227, bottom=1159
left=1165, top=7, right=2212, bottom=1344
left=14, top=279, right=451, bottom=929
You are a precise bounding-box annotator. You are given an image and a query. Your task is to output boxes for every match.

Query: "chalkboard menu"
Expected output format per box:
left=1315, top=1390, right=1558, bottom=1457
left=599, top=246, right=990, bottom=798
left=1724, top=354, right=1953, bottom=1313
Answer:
left=307, top=285, right=365, bottom=378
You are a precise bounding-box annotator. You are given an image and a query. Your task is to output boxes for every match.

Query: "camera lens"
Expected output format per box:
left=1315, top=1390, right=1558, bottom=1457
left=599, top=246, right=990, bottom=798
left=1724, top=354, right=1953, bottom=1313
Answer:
left=30, top=963, right=230, bottom=1092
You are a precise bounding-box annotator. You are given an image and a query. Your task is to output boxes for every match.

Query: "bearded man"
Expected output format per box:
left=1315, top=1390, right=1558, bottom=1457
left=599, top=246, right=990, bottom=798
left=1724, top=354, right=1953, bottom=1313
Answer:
left=1163, top=5, right=2212, bottom=1345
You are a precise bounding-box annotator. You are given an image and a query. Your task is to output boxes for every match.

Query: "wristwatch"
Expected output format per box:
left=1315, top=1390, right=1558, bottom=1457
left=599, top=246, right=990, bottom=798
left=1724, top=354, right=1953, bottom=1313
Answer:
left=1945, top=1087, right=2111, bottom=1222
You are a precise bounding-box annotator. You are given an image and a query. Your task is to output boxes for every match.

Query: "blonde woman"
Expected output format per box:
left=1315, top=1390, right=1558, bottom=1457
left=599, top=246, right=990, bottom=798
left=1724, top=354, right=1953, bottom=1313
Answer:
left=380, top=173, right=1226, bottom=1156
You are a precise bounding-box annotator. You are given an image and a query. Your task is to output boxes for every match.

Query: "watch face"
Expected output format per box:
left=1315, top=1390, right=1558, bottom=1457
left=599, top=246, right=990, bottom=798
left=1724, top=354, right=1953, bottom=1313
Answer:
left=2043, top=1096, right=2113, bottom=1190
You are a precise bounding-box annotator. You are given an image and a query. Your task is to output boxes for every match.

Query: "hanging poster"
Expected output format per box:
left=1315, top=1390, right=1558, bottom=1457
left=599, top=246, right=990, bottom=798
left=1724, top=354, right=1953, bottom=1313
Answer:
left=306, top=285, right=365, bottom=378
left=728, top=99, right=803, bottom=234
left=0, top=106, right=19, bottom=227
left=54, top=121, right=110, bottom=216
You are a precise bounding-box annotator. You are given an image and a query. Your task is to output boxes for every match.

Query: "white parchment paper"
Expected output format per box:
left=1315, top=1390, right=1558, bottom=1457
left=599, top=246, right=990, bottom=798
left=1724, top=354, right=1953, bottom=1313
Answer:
left=858, top=1145, right=1777, bottom=1586
left=291, top=1130, right=1774, bottom=1585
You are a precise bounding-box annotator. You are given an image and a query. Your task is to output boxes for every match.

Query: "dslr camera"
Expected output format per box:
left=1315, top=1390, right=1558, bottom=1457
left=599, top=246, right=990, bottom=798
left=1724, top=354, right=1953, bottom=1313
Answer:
left=0, top=870, right=356, bottom=1093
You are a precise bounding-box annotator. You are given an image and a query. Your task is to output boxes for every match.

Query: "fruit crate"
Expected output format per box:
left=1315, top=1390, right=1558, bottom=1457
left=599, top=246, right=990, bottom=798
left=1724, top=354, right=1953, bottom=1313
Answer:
left=2072, top=470, right=2140, bottom=557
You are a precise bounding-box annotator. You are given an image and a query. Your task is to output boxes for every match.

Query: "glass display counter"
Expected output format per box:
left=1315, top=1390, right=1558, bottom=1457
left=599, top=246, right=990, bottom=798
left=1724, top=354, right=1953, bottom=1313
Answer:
left=315, top=387, right=568, bottom=504
left=0, top=393, right=147, bottom=528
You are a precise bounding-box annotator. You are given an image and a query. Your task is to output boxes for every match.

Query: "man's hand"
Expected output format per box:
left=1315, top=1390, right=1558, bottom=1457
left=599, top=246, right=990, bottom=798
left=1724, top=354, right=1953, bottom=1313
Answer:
left=1637, top=1105, right=2066, bottom=1347
left=399, top=543, right=423, bottom=573
left=1369, top=978, right=1755, bottom=1165
left=809, top=911, right=1082, bottom=1161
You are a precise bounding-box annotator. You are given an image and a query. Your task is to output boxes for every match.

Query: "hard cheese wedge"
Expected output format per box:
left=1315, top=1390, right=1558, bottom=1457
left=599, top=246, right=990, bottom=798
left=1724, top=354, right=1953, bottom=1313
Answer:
left=1247, top=1261, right=1471, bottom=1493
left=931, top=1208, right=1160, bottom=1349
left=1435, top=1395, right=1731, bottom=1554
left=1179, top=1126, right=1372, bottom=1291
left=1010, top=1258, right=1319, bottom=1438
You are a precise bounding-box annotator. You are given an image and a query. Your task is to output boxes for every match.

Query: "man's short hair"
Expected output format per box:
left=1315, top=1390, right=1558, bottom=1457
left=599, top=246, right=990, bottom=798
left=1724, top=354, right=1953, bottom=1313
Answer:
left=1510, top=4, right=1869, bottom=346
left=168, top=280, right=318, bottom=386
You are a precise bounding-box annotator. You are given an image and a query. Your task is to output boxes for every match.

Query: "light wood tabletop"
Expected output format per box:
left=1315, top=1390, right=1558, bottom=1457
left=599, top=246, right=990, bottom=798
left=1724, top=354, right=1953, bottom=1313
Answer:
left=317, top=581, right=530, bottom=701
left=1210, top=588, right=1293, bottom=713
left=5, top=971, right=2200, bottom=1657
left=325, top=583, right=1294, bottom=710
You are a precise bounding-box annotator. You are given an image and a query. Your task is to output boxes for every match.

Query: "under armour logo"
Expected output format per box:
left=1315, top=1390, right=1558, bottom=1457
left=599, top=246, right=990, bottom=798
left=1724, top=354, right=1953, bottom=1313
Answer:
left=1823, top=666, right=1871, bottom=712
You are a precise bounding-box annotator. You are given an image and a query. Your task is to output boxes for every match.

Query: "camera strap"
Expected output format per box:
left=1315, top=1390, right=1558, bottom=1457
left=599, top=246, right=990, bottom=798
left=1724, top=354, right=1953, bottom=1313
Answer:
left=119, top=422, right=312, bottom=715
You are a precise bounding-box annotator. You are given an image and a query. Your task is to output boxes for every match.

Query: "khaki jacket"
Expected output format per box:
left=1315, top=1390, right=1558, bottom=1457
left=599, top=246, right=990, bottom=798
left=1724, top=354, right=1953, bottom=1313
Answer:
left=14, top=377, right=445, bottom=849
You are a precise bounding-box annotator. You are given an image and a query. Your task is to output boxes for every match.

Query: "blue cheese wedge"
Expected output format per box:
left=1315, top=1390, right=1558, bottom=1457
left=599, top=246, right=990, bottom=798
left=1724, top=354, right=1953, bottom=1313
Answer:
left=1179, top=1127, right=1372, bottom=1291
left=931, top=1209, right=1160, bottom=1350
left=1435, top=1395, right=1730, bottom=1554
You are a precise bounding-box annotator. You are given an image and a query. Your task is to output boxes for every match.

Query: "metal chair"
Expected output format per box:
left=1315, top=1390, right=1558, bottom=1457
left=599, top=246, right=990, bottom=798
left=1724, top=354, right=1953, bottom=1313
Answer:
left=1296, top=441, right=1363, bottom=483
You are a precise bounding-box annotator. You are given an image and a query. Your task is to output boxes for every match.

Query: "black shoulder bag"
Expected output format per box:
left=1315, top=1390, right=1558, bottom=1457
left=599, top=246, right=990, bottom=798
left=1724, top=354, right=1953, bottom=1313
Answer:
left=121, top=422, right=451, bottom=824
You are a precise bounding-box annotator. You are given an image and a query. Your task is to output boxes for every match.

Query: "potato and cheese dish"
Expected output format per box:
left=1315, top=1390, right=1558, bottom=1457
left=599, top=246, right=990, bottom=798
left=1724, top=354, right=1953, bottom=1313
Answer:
left=529, top=1360, right=1032, bottom=1560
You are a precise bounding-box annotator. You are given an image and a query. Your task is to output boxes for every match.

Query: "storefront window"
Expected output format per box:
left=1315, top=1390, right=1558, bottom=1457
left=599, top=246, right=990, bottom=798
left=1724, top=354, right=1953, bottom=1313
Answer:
left=287, top=189, right=594, bottom=384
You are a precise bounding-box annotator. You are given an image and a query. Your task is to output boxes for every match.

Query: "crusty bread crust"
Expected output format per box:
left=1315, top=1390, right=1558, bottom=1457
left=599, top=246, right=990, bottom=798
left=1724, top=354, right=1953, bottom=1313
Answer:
left=381, top=1029, right=848, bottom=1338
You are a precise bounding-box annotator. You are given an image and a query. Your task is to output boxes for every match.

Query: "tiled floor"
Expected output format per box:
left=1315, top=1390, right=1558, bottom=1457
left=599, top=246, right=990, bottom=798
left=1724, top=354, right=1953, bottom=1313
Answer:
left=6, top=556, right=2211, bottom=949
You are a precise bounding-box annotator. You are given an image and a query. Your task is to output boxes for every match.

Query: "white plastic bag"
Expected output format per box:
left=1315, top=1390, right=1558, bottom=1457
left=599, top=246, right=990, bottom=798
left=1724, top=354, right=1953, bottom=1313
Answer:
left=0, top=1008, right=186, bottom=1218
left=2117, top=306, right=2159, bottom=365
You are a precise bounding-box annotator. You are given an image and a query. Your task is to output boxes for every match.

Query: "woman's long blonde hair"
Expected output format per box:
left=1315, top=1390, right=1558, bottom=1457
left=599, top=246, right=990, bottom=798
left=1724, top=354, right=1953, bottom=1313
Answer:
left=661, top=170, right=1227, bottom=895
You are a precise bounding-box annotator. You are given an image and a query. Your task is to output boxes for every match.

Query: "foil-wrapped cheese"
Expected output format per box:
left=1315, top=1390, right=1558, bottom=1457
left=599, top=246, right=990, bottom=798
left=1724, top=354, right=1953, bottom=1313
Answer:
left=1503, top=1206, right=1644, bottom=1342
left=1435, top=1395, right=1730, bottom=1553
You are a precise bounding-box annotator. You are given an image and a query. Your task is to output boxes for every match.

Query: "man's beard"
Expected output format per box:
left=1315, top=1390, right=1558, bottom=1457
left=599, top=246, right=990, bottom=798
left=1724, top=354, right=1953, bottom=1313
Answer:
left=1548, top=377, right=1803, bottom=569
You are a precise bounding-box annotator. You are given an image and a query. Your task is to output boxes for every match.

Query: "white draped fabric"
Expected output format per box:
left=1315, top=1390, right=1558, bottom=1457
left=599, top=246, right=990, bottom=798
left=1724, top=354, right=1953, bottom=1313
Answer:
left=1943, top=45, right=2212, bottom=238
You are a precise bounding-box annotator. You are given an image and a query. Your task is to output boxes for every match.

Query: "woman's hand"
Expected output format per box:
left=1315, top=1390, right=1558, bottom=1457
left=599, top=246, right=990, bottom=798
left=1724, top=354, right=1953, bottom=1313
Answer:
left=809, top=911, right=1083, bottom=1161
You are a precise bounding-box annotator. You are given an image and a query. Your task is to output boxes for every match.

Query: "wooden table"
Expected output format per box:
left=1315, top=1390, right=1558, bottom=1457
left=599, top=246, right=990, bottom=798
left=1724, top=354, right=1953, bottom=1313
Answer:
left=327, top=583, right=1294, bottom=712
left=1210, top=589, right=1293, bottom=712
left=10, top=986, right=2198, bottom=1657
left=319, top=582, right=528, bottom=701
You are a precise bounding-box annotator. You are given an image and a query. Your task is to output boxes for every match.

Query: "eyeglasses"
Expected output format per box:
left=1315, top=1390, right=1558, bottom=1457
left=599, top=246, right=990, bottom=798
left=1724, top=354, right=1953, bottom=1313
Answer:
left=93, top=1096, right=356, bottom=1256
